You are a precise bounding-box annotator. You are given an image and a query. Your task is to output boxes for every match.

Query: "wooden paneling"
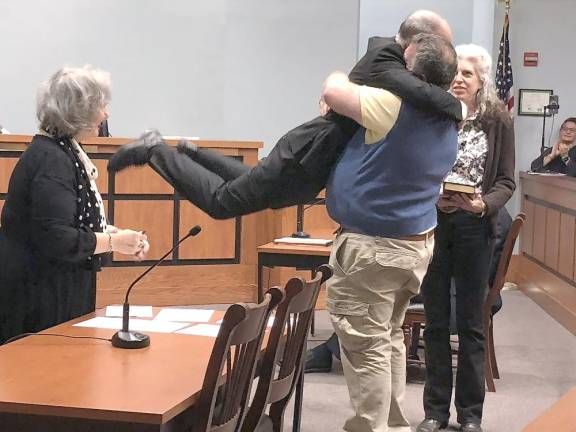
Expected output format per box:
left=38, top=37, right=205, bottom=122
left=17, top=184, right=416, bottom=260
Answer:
left=520, top=172, right=576, bottom=286
left=97, top=264, right=255, bottom=306
left=521, top=198, right=535, bottom=256
left=0, top=135, right=282, bottom=307
left=532, top=204, right=547, bottom=264
left=114, top=166, right=173, bottom=195
left=93, top=159, right=109, bottom=194
left=0, top=158, right=18, bottom=193
left=178, top=201, right=235, bottom=259
left=521, top=173, right=576, bottom=212
left=544, top=208, right=560, bottom=270
left=113, top=200, right=173, bottom=261
left=558, top=213, right=576, bottom=281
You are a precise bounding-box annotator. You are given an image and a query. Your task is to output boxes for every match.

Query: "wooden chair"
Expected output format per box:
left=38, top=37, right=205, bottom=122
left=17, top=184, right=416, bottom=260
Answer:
left=483, top=212, right=525, bottom=392
left=403, top=302, right=426, bottom=368
left=190, top=288, right=284, bottom=432
left=242, top=264, right=333, bottom=432
left=403, top=213, right=526, bottom=392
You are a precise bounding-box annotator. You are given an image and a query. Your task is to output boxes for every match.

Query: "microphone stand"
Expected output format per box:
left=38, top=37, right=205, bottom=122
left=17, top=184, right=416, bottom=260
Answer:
left=291, top=204, right=310, bottom=238
left=111, top=225, right=202, bottom=349
left=540, top=106, right=548, bottom=159
left=291, top=198, right=327, bottom=239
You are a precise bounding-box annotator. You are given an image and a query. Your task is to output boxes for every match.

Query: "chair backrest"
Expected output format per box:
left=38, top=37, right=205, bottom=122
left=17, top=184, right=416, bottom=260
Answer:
left=484, top=212, right=526, bottom=316
left=241, top=264, right=333, bottom=432
left=192, top=288, right=284, bottom=432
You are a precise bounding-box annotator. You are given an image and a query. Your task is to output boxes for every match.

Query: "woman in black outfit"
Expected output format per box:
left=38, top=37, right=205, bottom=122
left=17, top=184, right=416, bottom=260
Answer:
left=416, top=44, right=515, bottom=432
left=0, top=66, right=148, bottom=344
left=530, top=117, right=576, bottom=174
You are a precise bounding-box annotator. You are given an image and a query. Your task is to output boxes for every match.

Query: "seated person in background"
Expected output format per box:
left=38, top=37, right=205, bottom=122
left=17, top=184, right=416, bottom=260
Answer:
left=531, top=117, right=576, bottom=174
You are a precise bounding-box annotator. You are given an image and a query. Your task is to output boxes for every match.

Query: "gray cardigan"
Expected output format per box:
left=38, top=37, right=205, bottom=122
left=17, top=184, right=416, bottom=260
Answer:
left=478, top=109, right=516, bottom=236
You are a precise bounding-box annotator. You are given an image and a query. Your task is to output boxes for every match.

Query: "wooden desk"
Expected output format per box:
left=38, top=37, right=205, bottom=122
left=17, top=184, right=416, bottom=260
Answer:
left=257, top=242, right=331, bottom=303
left=514, top=172, right=576, bottom=335
left=0, top=309, right=224, bottom=431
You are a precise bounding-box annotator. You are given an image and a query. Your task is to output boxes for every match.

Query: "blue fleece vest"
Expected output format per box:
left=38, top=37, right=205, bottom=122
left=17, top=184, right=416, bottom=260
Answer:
left=326, top=102, right=458, bottom=237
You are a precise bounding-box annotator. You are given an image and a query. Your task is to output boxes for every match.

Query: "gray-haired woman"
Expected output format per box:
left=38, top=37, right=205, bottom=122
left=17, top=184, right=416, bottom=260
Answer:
left=416, top=45, right=515, bottom=432
left=0, top=65, right=148, bottom=344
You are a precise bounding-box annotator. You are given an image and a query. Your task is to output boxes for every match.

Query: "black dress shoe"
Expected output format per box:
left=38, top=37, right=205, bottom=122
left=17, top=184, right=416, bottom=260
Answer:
left=304, top=344, right=332, bottom=373
left=416, top=418, right=448, bottom=432
left=460, top=423, right=482, bottom=432
left=108, top=130, right=165, bottom=172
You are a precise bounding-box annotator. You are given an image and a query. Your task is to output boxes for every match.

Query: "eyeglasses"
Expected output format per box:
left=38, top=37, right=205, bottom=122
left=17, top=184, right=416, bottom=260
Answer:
left=561, top=127, right=576, bottom=133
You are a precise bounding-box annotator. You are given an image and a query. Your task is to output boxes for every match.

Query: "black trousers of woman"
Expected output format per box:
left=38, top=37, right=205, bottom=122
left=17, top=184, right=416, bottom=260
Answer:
left=421, top=211, right=493, bottom=425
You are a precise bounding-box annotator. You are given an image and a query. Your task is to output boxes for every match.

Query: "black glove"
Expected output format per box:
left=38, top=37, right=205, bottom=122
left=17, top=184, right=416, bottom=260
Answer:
left=176, top=139, right=199, bottom=159
left=108, top=129, right=165, bottom=172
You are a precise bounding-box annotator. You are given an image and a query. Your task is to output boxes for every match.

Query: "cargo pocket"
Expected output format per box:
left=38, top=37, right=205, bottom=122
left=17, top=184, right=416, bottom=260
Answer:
left=327, top=298, right=369, bottom=317
left=331, top=235, right=375, bottom=277
left=327, top=299, right=375, bottom=352
left=374, top=251, right=421, bottom=271
left=373, top=251, right=423, bottom=292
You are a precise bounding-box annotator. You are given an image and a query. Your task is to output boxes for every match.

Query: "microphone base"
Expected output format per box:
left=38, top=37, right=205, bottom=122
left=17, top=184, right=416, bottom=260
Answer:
left=291, top=231, right=310, bottom=239
left=111, top=331, right=150, bottom=349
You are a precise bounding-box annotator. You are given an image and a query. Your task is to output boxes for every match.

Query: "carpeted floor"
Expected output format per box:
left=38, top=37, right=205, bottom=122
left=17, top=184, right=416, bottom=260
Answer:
left=280, top=290, right=576, bottom=432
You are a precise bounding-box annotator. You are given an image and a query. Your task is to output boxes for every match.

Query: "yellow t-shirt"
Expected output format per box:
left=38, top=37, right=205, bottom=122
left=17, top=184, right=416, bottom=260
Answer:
left=358, top=86, right=402, bottom=144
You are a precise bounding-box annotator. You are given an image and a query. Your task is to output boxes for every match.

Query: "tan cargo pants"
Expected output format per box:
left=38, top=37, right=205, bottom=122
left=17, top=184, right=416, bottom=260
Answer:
left=327, top=231, right=433, bottom=432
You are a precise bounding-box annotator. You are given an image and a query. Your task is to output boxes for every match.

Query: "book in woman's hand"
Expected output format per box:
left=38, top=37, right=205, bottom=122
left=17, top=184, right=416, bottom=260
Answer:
left=442, top=181, right=476, bottom=195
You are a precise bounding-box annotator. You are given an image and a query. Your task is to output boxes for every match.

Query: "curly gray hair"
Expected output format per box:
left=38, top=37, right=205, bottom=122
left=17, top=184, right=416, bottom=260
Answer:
left=455, top=44, right=504, bottom=118
left=37, top=65, right=111, bottom=138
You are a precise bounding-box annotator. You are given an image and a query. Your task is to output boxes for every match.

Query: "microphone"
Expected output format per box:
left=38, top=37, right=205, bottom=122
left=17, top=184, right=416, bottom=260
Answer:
left=545, top=95, right=559, bottom=114
left=111, top=225, right=202, bottom=349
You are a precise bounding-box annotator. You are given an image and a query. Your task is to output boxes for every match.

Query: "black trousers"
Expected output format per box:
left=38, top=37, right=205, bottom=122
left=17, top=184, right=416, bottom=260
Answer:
left=149, top=125, right=331, bottom=219
left=421, top=211, right=492, bottom=425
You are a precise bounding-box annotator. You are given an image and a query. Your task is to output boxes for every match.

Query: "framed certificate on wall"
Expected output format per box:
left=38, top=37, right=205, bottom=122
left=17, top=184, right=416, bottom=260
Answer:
left=518, top=89, right=553, bottom=116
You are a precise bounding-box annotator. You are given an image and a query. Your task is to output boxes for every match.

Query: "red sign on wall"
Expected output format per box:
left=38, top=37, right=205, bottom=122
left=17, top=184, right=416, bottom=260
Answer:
left=524, top=52, right=538, bottom=67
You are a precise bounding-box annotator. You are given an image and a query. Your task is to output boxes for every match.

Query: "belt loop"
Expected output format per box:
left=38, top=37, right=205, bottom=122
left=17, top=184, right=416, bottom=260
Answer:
left=425, top=229, right=433, bottom=249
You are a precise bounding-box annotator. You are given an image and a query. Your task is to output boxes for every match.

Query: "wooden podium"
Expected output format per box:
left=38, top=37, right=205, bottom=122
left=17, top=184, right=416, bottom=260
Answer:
left=0, top=135, right=272, bottom=307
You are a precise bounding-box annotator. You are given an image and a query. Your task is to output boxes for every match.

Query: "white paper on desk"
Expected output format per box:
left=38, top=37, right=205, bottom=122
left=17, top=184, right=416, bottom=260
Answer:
left=74, top=317, right=187, bottom=333
left=105, top=305, right=153, bottom=318
left=273, top=237, right=332, bottom=246
left=177, top=324, right=221, bottom=337
left=528, top=171, right=566, bottom=176
left=154, top=308, right=214, bottom=323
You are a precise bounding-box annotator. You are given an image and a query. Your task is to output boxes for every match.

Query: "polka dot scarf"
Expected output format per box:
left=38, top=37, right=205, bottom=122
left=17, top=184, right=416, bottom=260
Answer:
left=65, top=138, right=108, bottom=233
left=39, top=130, right=107, bottom=235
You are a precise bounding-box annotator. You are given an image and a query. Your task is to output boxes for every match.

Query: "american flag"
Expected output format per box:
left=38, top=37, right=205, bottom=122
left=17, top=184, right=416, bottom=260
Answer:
left=496, top=12, right=514, bottom=113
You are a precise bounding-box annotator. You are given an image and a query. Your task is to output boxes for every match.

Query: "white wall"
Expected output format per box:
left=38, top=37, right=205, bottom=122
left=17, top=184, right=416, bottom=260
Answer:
left=358, top=0, right=477, bottom=57
left=0, top=0, right=358, bottom=155
left=493, top=0, right=576, bottom=215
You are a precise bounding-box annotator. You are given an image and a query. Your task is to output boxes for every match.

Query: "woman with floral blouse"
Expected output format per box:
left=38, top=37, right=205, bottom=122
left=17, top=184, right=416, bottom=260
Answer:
left=416, top=44, right=516, bottom=432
